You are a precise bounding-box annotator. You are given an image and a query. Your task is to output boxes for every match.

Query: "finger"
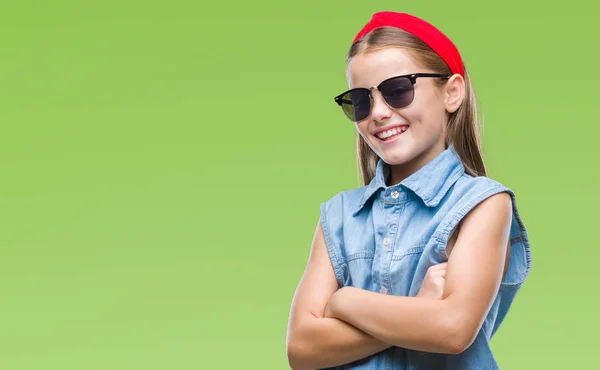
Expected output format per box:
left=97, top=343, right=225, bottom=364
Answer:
left=429, top=262, right=448, bottom=272
left=433, top=278, right=445, bottom=286
left=427, top=265, right=439, bottom=273
left=433, top=262, right=448, bottom=269
left=431, top=270, right=446, bottom=279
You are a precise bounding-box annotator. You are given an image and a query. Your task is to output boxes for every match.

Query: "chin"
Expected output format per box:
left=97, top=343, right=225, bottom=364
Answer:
left=379, top=149, right=416, bottom=166
left=380, top=142, right=445, bottom=171
left=377, top=146, right=419, bottom=165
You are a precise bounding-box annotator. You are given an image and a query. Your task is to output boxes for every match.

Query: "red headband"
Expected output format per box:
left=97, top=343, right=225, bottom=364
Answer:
left=352, top=11, right=465, bottom=77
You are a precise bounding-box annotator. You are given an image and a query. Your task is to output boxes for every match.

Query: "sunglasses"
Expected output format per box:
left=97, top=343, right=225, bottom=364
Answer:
left=334, top=73, right=449, bottom=122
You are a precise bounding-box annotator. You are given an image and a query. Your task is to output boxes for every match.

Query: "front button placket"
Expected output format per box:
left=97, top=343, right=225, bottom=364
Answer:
left=375, top=186, right=406, bottom=296
left=383, top=236, right=392, bottom=249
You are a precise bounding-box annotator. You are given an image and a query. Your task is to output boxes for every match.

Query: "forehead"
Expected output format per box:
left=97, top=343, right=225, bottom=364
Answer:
left=346, top=48, right=420, bottom=89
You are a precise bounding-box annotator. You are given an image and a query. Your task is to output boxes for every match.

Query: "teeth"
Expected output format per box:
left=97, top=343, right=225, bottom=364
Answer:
left=376, top=126, right=408, bottom=139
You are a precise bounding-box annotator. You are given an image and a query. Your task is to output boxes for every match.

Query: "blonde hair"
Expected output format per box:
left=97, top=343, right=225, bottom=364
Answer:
left=348, top=27, right=487, bottom=185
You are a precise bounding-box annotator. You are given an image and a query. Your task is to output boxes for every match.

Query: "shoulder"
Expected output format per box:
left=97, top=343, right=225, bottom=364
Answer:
left=434, top=174, right=518, bottom=243
left=455, top=173, right=511, bottom=196
left=448, top=173, right=517, bottom=212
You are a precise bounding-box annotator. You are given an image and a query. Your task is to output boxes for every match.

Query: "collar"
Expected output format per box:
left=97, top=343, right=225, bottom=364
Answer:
left=352, top=145, right=465, bottom=216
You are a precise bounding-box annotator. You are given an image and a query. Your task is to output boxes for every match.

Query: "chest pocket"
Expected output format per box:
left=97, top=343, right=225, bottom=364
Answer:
left=342, top=249, right=376, bottom=291
left=389, top=245, right=426, bottom=296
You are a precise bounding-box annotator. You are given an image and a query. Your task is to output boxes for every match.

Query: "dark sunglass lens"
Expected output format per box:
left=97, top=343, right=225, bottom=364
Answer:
left=380, top=77, right=414, bottom=109
left=340, top=90, right=371, bottom=122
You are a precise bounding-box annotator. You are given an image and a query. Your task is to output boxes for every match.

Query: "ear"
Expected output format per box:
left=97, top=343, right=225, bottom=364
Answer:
left=444, top=74, right=465, bottom=113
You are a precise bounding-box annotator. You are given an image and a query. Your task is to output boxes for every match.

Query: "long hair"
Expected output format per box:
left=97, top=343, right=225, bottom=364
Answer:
left=348, top=27, right=487, bottom=186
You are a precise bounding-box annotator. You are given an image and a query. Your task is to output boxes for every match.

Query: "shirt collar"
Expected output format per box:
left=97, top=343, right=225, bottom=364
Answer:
left=352, top=145, right=465, bottom=216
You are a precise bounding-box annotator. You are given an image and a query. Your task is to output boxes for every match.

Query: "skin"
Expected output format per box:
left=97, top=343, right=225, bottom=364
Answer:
left=347, top=47, right=464, bottom=185
left=286, top=47, right=512, bottom=370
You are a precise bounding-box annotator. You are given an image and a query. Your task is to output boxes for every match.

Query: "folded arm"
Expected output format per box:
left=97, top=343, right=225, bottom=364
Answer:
left=286, top=219, right=392, bottom=370
left=327, top=192, right=513, bottom=354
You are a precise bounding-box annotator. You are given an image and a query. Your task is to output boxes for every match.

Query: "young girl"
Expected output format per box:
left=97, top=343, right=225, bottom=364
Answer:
left=286, top=11, right=532, bottom=370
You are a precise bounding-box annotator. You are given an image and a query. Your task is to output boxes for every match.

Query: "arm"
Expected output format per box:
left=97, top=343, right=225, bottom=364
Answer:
left=327, top=192, right=513, bottom=354
left=286, top=219, right=392, bottom=370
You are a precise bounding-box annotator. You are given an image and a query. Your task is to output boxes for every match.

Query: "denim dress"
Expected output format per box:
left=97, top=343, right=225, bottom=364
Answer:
left=319, top=146, right=532, bottom=369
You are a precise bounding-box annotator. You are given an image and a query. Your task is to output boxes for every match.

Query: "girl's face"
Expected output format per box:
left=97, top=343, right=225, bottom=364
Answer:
left=346, top=47, right=463, bottom=180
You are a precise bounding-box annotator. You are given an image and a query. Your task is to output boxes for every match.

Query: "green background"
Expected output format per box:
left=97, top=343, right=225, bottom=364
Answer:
left=0, top=1, right=597, bottom=369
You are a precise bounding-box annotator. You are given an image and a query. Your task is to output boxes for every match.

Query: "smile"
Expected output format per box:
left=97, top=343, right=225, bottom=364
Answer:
left=375, top=126, right=408, bottom=141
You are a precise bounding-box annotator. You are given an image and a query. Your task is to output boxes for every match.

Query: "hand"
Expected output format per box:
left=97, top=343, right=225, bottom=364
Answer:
left=416, top=262, right=448, bottom=299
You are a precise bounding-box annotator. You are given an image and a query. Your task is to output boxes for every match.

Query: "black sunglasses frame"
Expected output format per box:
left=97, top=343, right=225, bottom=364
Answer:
left=334, top=73, right=450, bottom=122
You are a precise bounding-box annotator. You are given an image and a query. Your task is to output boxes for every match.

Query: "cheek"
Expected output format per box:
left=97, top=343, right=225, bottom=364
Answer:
left=394, top=107, right=423, bottom=127
left=403, top=101, right=444, bottom=127
left=407, top=90, right=446, bottom=122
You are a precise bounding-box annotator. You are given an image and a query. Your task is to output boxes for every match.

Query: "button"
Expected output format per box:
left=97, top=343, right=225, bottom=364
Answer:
left=390, top=191, right=399, bottom=199
left=380, top=287, right=388, bottom=294
left=383, top=236, right=391, bottom=247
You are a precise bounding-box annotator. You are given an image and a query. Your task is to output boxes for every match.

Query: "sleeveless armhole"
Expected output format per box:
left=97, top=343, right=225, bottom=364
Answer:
left=433, top=184, right=532, bottom=289
left=319, top=199, right=346, bottom=288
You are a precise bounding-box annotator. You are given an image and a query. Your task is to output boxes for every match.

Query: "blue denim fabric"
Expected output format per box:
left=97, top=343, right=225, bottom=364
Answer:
left=319, top=146, right=532, bottom=369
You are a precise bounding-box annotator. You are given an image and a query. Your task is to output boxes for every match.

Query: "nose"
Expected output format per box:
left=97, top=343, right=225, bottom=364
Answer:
left=369, top=88, right=393, bottom=122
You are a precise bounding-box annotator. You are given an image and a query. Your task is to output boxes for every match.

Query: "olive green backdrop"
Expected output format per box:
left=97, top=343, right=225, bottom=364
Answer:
left=1, top=1, right=597, bottom=369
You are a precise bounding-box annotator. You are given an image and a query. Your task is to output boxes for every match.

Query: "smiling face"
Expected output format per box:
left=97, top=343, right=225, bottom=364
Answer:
left=347, top=47, right=456, bottom=183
